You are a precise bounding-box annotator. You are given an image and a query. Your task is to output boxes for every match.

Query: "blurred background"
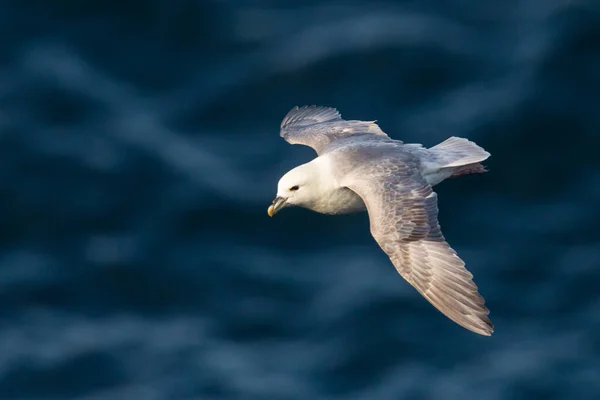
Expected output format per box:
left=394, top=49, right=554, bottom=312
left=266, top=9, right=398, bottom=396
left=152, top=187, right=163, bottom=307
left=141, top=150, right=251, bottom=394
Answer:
left=1, top=0, right=600, bottom=399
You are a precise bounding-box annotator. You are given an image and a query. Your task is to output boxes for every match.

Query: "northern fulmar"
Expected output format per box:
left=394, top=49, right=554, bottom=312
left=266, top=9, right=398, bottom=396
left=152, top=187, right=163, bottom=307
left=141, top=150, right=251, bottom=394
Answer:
left=268, top=105, right=493, bottom=336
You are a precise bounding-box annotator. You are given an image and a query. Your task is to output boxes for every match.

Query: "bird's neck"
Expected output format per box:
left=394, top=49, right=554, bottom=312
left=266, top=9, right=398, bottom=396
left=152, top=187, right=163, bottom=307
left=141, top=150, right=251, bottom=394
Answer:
left=306, top=156, right=339, bottom=193
left=302, top=157, right=366, bottom=215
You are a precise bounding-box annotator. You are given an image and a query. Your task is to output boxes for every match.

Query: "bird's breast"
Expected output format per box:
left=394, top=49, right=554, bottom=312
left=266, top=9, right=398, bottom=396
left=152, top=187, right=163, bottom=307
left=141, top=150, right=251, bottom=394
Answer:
left=308, top=187, right=366, bottom=215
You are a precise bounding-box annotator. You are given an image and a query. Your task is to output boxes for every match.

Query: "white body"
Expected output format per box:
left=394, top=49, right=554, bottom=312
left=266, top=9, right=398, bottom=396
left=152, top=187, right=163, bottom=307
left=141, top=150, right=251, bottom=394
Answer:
left=276, top=154, right=453, bottom=215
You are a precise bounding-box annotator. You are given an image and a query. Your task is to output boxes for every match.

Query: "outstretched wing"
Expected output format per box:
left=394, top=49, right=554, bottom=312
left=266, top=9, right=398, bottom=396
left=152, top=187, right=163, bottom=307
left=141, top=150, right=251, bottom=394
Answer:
left=343, top=159, right=493, bottom=335
left=280, top=105, right=391, bottom=155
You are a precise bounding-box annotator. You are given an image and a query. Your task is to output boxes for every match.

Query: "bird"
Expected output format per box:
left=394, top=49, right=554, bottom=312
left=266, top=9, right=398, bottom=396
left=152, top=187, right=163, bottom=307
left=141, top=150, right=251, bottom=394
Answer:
left=268, top=105, right=493, bottom=336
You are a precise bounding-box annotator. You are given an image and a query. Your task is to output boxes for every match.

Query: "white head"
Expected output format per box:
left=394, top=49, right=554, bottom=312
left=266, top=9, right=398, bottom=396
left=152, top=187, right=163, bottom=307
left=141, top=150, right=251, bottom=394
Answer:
left=268, top=162, right=321, bottom=216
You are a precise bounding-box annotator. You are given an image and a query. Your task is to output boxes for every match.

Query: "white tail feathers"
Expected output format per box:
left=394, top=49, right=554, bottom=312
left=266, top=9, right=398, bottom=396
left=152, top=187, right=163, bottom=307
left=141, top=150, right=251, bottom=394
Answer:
left=429, top=137, right=490, bottom=168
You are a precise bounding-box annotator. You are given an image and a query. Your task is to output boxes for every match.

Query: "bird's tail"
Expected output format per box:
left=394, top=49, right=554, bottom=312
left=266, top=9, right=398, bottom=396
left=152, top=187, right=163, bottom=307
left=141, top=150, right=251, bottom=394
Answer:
left=428, top=136, right=490, bottom=178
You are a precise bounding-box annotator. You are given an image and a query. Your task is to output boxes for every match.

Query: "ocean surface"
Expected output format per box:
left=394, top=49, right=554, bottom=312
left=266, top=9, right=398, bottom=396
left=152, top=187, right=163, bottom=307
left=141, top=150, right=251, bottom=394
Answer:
left=2, top=1, right=600, bottom=399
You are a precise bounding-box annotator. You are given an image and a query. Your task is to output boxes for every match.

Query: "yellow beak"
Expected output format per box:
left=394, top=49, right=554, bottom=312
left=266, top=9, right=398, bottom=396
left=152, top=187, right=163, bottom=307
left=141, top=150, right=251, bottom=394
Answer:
left=267, top=196, right=287, bottom=217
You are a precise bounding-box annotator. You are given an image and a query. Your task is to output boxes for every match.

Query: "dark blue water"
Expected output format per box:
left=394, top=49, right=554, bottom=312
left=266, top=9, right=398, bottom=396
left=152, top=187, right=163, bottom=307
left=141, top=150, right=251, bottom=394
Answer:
left=2, top=1, right=600, bottom=399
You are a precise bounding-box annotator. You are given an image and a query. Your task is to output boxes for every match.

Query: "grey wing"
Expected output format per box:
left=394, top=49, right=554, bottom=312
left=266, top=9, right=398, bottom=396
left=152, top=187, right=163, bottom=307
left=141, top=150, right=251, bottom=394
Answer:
left=280, top=105, right=392, bottom=155
left=344, top=161, right=493, bottom=336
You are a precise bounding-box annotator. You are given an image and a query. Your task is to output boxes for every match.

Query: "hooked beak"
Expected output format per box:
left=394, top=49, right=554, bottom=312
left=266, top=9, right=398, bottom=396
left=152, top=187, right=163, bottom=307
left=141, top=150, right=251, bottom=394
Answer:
left=267, top=196, right=287, bottom=217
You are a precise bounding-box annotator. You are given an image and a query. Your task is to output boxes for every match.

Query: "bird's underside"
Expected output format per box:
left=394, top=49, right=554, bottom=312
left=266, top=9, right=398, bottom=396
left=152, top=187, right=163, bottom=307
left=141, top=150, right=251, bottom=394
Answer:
left=278, top=105, right=493, bottom=335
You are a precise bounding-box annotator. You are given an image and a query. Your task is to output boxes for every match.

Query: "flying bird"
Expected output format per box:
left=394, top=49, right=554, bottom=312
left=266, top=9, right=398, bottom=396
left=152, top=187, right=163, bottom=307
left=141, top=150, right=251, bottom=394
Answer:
left=268, top=105, right=493, bottom=336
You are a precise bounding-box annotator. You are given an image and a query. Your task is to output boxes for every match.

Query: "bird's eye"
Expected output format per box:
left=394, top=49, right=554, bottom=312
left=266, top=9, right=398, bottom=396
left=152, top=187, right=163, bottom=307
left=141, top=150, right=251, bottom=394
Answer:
left=290, top=185, right=299, bottom=191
